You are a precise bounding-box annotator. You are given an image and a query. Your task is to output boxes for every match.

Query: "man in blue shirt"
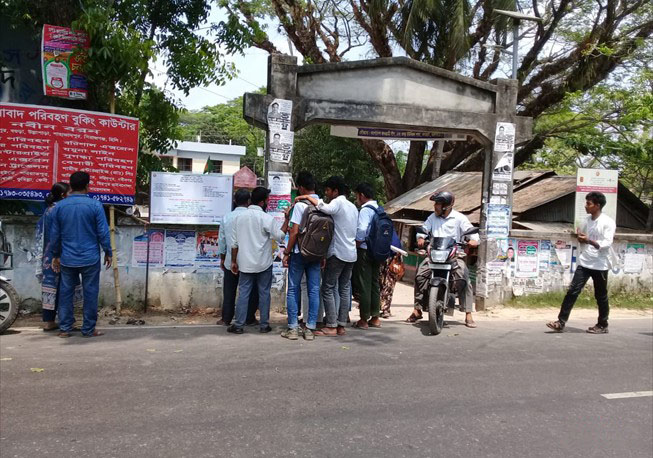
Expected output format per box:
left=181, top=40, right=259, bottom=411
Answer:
left=51, top=171, right=112, bottom=337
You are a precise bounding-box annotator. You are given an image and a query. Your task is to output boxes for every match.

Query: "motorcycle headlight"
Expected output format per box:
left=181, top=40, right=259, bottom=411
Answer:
left=430, top=249, right=450, bottom=263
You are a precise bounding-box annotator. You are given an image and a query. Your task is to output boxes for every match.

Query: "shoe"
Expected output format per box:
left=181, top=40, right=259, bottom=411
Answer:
left=260, top=325, right=272, bottom=333
left=227, top=324, right=243, bottom=334
left=587, top=324, right=609, bottom=334
left=216, top=319, right=231, bottom=326
left=280, top=328, right=300, bottom=340
left=303, top=328, right=315, bottom=341
left=246, top=319, right=260, bottom=326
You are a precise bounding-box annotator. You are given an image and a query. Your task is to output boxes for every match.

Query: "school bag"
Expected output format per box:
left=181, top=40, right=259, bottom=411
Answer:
left=297, top=201, right=335, bottom=263
left=365, top=205, right=394, bottom=262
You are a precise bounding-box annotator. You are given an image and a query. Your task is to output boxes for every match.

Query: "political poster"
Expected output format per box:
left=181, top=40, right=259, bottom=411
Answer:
left=515, top=239, right=539, bottom=278
left=195, top=230, right=221, bottom=270
left=494, top=122, right=515, bottom=153
left=539, top=240, right=552, bottom=272
left=267, top=99, right=292, bottom=132
left=574, top=168, right=618, bottom=230
left=487, top=204, right=511, bottom=238
left=269, top=130, right=294, bottom=164
left=131, top=230, right=165, bottom=268
left=164, top=230, right=197, bottom=268
left=0, top=103, right=139, bottom=203
left=623, top=243, right=646, bottom=274
left=41, top=24, right=89, bottom=100
left=150, top=172, right=232, bottom=225
left=267, top=98, right=294, bottom=164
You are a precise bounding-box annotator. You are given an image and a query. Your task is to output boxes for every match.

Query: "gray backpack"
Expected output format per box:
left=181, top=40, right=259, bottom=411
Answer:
left=297, top=201, right=334, bottom=263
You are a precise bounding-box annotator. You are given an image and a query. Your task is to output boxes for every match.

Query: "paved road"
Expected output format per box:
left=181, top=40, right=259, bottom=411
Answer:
left=1, top=317, right=652, bottom=457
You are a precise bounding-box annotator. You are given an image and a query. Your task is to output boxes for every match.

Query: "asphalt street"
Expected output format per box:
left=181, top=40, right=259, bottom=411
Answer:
left=1, top=317, right=652, bottom=458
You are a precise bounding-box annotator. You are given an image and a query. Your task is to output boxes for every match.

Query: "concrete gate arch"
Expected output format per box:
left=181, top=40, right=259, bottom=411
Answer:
left=243, top=55, right=534, bottom=307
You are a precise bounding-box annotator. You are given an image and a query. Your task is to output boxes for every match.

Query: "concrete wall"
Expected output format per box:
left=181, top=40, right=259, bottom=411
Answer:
left=2, top=216, right=286, bottom=313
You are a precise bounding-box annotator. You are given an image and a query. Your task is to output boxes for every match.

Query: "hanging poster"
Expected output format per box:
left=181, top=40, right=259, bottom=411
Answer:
left=150, top=172, right=232, bottom=225
left=267, top=99, right=292, bottom=131
left=0, top=103, right=139, bottom=203
left=164, top=230, right=197, bottom=268
left=539, top=240, right=552, bottom=272
left=494, top=122, right=515, bottom=152
left=195, top=230, right=221, bottom=270
left=131, top=230, right=165, bottom=268
left=492, top=152, right=514, bottom=182
left=623, top=243, right=646, bottom=274
left=487, top=204, right=511, bottom=238
left=515, top=239, right=539, bottom=278
left=42, top=25, right=89, bottom=100
left=554, top=240, right=573, bottom=271
left=574, top=168, right=618, bottom=230
left=269, top=130, right=294, bottom=164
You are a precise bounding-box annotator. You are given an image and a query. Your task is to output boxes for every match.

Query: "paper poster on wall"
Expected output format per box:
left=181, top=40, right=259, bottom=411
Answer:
left=164, top=230, right=197, bottom=268
left=195, top=230, right=221, bottom=270
left=539, top=240, right=552, bottom=272
left=150, top=172, right=232, bottom=225
left=515, top=240, right=539, bottom=278
left=623, top=243, right=646, bottom=274
left=554, top=240, right=573, bottom=270
left=487, top=204, right=511, bottom=238
left=574, top=168, right=618, bottom=230
left=269, top=130, right=294, bottom=163
left=131, top=230, right=165, bottom=268
left=492, top=152, right=514, bottom=182
left=494, top=122, right=515, bottom=152
left=268, top=171, right=292, bottom=212
left=267, top=99, right=292, bottom=131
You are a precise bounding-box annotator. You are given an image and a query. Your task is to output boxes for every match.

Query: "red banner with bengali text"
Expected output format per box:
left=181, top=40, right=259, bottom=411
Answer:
left=0, top=103, right=139, bottom=204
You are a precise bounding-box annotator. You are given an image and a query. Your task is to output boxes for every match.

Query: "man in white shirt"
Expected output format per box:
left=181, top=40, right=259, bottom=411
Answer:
left=352, top=182, right=382, bottom=329
left=547, top=191, right=616, bottom=334
left=280, top=172, right=322, bottom=341
left=228, top=187, right=289, bottom=334
left=409, top=191, right=480, bottom=328
left=216, top=189, right=258, bottom=326
left=296, top=176, right=358, bottom=337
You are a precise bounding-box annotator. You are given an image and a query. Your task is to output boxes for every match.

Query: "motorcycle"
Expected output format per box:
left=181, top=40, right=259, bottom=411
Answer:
left=0, top=221, right=19, bottom=334
left=418, top=227, right=479, bottom=335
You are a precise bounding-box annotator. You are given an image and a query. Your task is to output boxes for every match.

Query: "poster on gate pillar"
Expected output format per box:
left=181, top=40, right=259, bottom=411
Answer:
left=267, top=98, right=294, bottom=164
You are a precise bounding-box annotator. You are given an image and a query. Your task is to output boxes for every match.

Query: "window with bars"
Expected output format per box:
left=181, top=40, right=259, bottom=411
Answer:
left=177, top=157, right=192, bottom=172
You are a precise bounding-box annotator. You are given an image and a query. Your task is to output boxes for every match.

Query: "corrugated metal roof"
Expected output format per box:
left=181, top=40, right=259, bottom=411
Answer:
left=512, top=176, right=576, bottom=213
left=384, top=172, right=483, bottom=214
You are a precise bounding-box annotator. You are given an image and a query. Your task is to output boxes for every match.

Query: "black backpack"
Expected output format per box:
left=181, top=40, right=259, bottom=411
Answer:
left=297, top=201, right=334, bottom=263
left=365, top=206, right=394, bottom=262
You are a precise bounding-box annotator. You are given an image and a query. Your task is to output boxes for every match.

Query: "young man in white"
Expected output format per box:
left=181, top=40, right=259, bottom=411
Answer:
left=547, top=191, right=616, bottom=334
left=296, top=176, right=358, bottom=337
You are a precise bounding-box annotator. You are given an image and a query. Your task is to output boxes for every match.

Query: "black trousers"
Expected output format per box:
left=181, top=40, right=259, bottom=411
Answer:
left=558, top=265, right=609, bottom=327
left=222, top=268, right=258, bottom=324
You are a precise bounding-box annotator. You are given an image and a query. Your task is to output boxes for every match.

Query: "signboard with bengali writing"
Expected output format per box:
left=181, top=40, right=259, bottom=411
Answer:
left=0, top=103, right=139, bottom=204
left=574, top=168, right=618, bottom=230
left=41, top=24, right=89, bottom=100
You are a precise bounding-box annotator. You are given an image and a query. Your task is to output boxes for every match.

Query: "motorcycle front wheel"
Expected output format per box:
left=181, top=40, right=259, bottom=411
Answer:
left=0, top=280, right=20, bottom=334
left=427, top=285, right=444, bottom=335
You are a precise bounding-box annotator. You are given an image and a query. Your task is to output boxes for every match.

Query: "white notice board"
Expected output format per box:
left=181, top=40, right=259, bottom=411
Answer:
left=150, top=172, right=233, bottom=225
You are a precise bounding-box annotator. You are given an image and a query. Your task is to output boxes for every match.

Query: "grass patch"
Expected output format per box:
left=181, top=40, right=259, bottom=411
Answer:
left=507, top=290, right=653, bottom=310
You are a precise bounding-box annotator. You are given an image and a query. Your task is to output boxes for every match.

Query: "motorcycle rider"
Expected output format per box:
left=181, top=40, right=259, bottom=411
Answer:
left=406, top=191, right=480, bottom=328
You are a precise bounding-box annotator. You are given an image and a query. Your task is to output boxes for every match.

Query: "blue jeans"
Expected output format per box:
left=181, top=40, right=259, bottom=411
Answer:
left=234, top=266, right=272, bottom=330
left=59, top=262, right=101, bottom=335
left=287, top=254, right=321, bottom=329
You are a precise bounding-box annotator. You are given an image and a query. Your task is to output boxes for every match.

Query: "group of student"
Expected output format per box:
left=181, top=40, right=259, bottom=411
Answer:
left=216, top=172, right=402, bottom=340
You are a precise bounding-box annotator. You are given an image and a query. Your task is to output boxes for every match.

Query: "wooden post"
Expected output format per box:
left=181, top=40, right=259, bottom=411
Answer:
left=109, top=205, right=122, bottom=314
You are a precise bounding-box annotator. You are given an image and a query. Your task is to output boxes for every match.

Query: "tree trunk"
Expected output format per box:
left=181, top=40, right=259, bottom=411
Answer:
left=360, top=139, right=404, bottom=200
left=647, top=203, right=653, bottom=232
left=401, top=141, right=426, bottom=190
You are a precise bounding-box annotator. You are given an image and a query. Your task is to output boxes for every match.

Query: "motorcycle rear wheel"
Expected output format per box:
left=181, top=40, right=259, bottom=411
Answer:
left=0, top=280, right=20, bottom=334
left=428, top=285, right=444, bottom=335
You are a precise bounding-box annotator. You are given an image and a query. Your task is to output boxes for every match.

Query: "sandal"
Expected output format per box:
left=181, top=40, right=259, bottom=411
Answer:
left=465, top=320, right=477, bottom=329
left=82, top=330, right=105, bottom=338
left=57, top=332, right=71, bottom=338
left=367, top=319, right=382, bottom=328
left=405, top=312, right=423, bottom=323
left=352, top=320, right=369, bottom=330
left=546, top=321, right=564, bottom=332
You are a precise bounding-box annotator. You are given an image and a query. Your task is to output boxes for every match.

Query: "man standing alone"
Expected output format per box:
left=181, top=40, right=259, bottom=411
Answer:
left=51, top=171, right=112, bottom=338
left=547, top=191, right=616, bottom=334
left=217, top=188, right=259, bottom=326
left=352, top=183, right=382, bottom=329
left=228, top=187, right=289, bottom=334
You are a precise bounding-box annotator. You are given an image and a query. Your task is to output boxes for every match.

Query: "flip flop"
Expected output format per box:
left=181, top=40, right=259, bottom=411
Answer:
left=352, top=321, right=369, bottom=330
left=367, top=320, right=382, bottom=328
left=465, top=321, right=477, bottom=328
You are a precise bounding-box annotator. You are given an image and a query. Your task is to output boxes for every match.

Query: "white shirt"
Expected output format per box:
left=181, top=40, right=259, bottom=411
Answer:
left=317, top=195, right=358, bottom=263
left=230, top=205, right=286, bottom=273
left=418, top=210, right=480, bottom=243
left=217, top=206, right=247, bottom=269
left=578, top=213, right=616, bottom=271
left=290, top=194, right=319, bottom=254
left=355, top=200, right=379, bottom=250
